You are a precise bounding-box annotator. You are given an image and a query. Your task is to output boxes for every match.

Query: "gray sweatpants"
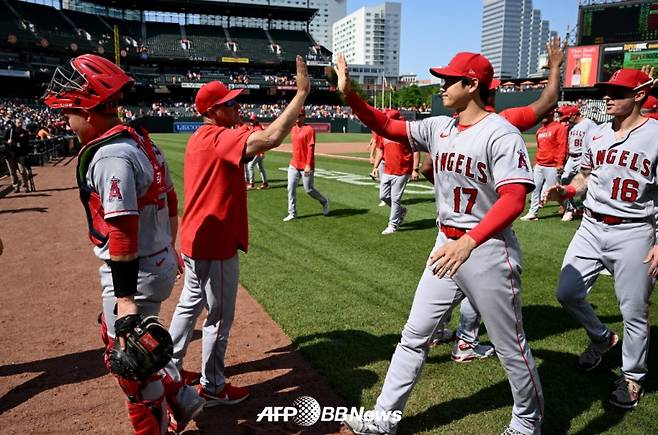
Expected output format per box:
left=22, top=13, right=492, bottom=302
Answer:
left=247, top=155, right=268, bottom=184
left=169, top=253, right=239, bottom=393
left=556, top=216, right=654, bottom=382
left=287, top=165, right=327, bottom=216
left=560, top=157, right=581, bottom=212
left=529, top=165, right=559, bottom=215
left=374, top=230, right=544, bottom=435
left=100, top=247, right=177, bottom=338
left=379, top=173, right=409, bottom=227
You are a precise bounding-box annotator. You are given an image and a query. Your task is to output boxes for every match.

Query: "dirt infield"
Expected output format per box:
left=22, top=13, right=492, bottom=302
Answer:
left=0, top=160, right=348, bottom=434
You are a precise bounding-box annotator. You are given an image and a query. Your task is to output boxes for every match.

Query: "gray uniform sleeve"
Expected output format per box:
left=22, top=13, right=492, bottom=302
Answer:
left=580, top=131, right=593, bottom=171
left=490, top=132, right=535, bottom=190
left=90, top=156, right=140, bottom=219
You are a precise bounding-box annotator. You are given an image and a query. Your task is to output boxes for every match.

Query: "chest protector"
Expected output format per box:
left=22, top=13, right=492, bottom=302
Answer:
left=76, top=124, right=167, bottom=247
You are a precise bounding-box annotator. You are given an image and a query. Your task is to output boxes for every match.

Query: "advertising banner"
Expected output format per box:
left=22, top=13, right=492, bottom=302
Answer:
left=565, top=45, right=600, bottom=87
left=173, top=122, right=203, bottom=133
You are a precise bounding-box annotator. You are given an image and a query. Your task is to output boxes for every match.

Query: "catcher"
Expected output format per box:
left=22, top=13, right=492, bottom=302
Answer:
left=43, top=54, right=204, bottom=434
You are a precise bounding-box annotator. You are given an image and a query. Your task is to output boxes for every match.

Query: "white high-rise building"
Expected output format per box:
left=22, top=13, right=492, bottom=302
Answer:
left=222, top=0, right=347, bottom=49
left=332, top=2, right=401, bottom=82
left=481, top=0, right=554, bottom=78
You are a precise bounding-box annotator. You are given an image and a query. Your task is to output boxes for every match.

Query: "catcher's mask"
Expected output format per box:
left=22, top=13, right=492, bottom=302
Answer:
left=43, top=54, right=134, bottom=113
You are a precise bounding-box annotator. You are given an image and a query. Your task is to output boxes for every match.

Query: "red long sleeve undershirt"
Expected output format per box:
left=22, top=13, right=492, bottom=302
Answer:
left=346, top=91, right=409, bottom=144
left=167, top=189, right=179, bottom=218
left=467, top=183, right=527, bottom=245
left=107, top=215, right=139, bottom=257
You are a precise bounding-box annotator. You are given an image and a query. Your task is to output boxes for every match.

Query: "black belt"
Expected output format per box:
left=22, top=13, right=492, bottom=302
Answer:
left=569, top=152, right=581, bottom=158
left=104, top=247, right=168, bottom=266
left=584, top=208, right=646, bottom=225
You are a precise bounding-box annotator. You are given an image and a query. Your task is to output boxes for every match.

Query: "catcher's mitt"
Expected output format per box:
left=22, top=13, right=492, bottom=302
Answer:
left=109, top=314, right=173, bottom=381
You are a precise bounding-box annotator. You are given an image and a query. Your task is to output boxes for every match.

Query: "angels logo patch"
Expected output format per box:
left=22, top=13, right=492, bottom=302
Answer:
left=108, top=176, right=123, bottom=201
left=517, top=150, right=529, bottom=171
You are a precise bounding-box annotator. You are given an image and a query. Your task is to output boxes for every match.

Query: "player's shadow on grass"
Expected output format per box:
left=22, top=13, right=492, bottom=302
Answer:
left=402, top=197, right=435, bottom=206
left=398, top=218, right=438, bottom=232
left=0, top=347, right=106, bottom=414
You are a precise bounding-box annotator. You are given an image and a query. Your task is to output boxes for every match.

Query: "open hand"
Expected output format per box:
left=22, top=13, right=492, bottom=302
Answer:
left=542, top=184, right=566, bottom=205
left=335, top=53, right=353, bottom=95
left=427, top=235, right=477, bottom=278
left=546, top=36, right=565, bottom=70
left=295, top=55, right=310, bottom=95
left=644, top=245, right=658, bottom=277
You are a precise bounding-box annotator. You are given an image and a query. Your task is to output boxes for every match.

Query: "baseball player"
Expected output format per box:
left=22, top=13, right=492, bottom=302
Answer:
left=336, top=52, right=543, bottom=435
left=369, top=130, right=388, bottom=206
left=557, top=105, right=596, bottom=221
left=519, top=108, right=567, bottom=221
left=43, top=54, right=204, bottom=434
left=424, top=36, right=566, bottom=361
left=641, top=95, right=658, bottom=120
left=371, top=109, right=419, bottom=234
left=283, top=109, right=330, bottom=221
left=168, top=56, right=311, bottom=407
left=544, top=68, right=657, bottom=409
left=246, top=114, right=269, bottom=190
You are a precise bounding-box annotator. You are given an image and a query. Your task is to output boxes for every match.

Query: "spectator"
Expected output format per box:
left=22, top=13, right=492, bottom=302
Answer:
left=4, top=119, right=31, bottom=193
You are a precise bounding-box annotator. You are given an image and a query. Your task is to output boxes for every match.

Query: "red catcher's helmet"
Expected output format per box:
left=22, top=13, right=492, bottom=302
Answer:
left=43, top=54, right=134, bottom=111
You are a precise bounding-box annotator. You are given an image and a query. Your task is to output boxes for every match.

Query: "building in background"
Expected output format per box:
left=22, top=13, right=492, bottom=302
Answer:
left=481, top=0, right=554, bottom=78
left=224, top=0, right=346, bottom=49
left=332, top=2, right=401, bottom=84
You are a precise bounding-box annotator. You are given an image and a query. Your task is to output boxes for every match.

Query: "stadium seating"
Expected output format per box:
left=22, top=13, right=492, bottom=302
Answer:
left=268, top=29, right=315, bottom=62
left=144, top=22, right=186, bottom=59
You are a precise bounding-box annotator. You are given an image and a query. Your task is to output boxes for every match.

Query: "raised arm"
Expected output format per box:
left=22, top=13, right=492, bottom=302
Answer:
left=335, top=54, right=408, bottom=143
left=246, top=56, right=310, bottom=156
left=527, top=36, right=565, bottom=120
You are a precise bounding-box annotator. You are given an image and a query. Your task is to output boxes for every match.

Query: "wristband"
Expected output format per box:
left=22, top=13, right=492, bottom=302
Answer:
left=559, top=185, right=577, bottom=201
left=108, top=258, right=139, bottom=298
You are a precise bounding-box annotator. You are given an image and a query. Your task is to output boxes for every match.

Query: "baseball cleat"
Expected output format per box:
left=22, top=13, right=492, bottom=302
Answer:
left=381, top=225, right=397, bottom=235
left=168, top=385, right=206, bottom=433
left=323, top=198, right=331, bottom=216
left=258, top=182, right=269, bottom=189
left=283, top=214, right=296, bottom=222
left=561, top=211, right=574, bottom=221
left=198, top=383, right=249, bottom=407
left=609, top=376, right=643, bottom=409
left=246, top=183, right=255, bottom=190
left=599, top=269, right=612, bottom=276
left=451, top=339, right=495, bottom=362
left=519, top=213, right=538, bottom=221
left=500, top=427, right=525, bottom=435
left=378, top=200, right=387, bottom=207
left=342, top=415, right=396, bottom=435
left=430, top=327, right=455, bottom=346
left=577, top=331, right=619, bottom=371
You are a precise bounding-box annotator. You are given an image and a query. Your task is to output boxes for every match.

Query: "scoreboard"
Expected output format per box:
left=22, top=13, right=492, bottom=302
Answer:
left=579, top=0, right=658, bottom=45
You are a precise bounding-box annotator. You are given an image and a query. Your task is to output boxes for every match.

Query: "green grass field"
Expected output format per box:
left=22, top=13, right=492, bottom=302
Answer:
left=153, top=133, right=657, bottom=435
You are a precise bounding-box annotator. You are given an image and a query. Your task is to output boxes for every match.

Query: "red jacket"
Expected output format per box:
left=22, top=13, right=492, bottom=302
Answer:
left=535, top=121, right=567, bottom=167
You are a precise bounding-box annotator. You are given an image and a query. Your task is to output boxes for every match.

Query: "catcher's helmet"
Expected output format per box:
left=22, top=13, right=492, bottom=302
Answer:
left=43, top=54, right=134, bottom=111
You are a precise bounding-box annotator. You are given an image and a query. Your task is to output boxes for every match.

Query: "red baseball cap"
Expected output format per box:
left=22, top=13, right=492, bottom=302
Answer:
left=298, top=108, right=306, bottom=116
left=249, top=113, right=258, bottom=121
left=430, top=52, right=494, bottom=89
left=642, top=95, right=658, bottom=110
left=595, top=69, right=653, bottom=91
left=195, top=81, right=242, bottom=115
left=558, top=105, right=579, bottom=119
left=489, top=78, right=501, bottom=91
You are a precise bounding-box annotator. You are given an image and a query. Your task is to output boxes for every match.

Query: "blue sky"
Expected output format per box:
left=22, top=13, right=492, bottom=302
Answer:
left=347, top=0, right=580, bottom=79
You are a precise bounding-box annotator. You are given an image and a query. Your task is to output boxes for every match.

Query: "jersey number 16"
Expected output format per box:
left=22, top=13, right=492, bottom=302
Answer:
left=611, top=177, right=639, bottom=202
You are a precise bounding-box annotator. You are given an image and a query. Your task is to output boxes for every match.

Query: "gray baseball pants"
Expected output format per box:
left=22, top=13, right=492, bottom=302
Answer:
left=374, top=230, right=544, bottom=435
left=560, top=157, right=581, bottom=212
left=247, top=155, right=268, bottom=184
left=287, top=165, right=327, bottom=216
left=379, top=173, right=409, bottom=227
left=169, top=253, right=240, bottom=393
left=529, top=165, right=559, bottom=215
left=556, top=216, right=654, bottom=382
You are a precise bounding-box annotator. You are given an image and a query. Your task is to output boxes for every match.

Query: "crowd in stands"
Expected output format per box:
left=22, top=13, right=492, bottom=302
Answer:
left=0, top=98, right=68, bottom=138
left=264, top=73, right=296, bottom=86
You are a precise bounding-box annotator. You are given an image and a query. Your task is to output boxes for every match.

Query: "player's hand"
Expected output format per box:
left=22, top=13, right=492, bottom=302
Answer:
left=370, top=167, right=379, bottom=179
left=641, top=64, right=658, bottom=89
left=644, top=245, right=658, bottom=278
left=295, top=55, right=310, bottom=96
left=427, top=235, right=477, bottom=278
left=411, top=169, right=420, bottom=181
left=556, top=167, right=564, bottom=177
left=116, top=296, right=139, bottom=350
left=335, top=53, right=353, bottom=95
left=174, top=247, right=184, bottom=279
left=542, top=184, right=566, bottom=205
left=303, top=164, right=312, bottom=176
left=546, top=35, right=565, bottom=70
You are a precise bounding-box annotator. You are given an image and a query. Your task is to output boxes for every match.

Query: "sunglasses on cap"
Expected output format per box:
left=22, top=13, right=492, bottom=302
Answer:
left=209, top=99, right=237, bottom=111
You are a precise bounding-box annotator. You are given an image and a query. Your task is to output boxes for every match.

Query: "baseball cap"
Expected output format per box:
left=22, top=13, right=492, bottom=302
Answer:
left=557, top=105, right=579, bottom=119
left=489, top=78, right=501, bottom=91
left=385, top=108, right=400, bottom=119
left=594, top=69, right=653, bottom=91
left=249, top=113, right=258, bottom=121
left=430, top=52, right=494, bottom=90
left=298, top=108, right=306, bottom=116
left=642, top=95, right=658, bottom=110
left=195, top=81, right=243, bottom=115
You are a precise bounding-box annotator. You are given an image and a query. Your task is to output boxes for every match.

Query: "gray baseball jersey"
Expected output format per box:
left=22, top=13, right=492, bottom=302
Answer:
left=580, top=118, right=658, bottom=218
left=568, top=117, right=596, bottom=155
left=87, top=137, right=174, bottom=260
left=407, top=113, right=535, bottom=228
